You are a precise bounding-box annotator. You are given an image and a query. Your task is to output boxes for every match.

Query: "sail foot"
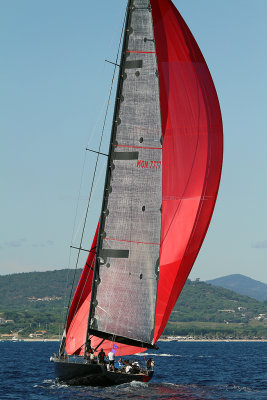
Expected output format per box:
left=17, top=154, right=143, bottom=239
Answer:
left=88, top=328, right=158, bottom=350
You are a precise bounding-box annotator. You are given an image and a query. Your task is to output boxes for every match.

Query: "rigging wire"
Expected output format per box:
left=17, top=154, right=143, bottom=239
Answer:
left=85, top=0, right=126, bottom=151
left=71, top=162, right=106, bottom=246
left=60, top=6, right=128, bottom=347
left=60, top=115, right=107, bottom=332
left=59, top=151, right=88, bottom=331
left=59, top=10, right=123, bottom=332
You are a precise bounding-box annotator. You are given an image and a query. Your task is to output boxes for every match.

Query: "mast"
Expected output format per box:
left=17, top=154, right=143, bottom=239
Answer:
left=85, top=0, right=133, bottom=352
left=86, top=0, right=163, bottom=351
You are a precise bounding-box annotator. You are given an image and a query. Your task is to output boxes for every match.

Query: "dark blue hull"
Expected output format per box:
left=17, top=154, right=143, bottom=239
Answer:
left=53, top=359, right=153, bottom=386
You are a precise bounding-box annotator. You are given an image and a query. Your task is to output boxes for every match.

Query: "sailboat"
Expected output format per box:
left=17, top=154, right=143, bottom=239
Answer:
left=51, top=0, right=223, bottom=386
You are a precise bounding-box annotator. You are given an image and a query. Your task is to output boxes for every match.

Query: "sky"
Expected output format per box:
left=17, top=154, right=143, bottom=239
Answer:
left=1, top=0, right=267, bottom=283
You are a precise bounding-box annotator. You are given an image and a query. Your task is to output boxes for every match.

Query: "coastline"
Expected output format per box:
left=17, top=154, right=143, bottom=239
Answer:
left=0, top=338, right=60, bottom=342
left=158, top=338, right=267, bottom=342
left=1, top=337, right=266, bottom=343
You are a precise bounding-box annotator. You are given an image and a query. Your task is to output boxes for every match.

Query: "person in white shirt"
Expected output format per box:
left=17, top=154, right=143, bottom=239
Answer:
left=125, top=364, right=132, bottom=374
left=132, top=358, right=140, bottom=373
left=108, top=350, right=115, bottom=371
left=132, top=359, right=139, bottom=367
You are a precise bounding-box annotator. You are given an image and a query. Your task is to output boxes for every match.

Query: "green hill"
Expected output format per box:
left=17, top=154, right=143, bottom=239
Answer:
left=173, top=279, right=267, bottom=323
left=0, top=269, right=81, bottom=308
left=0, top=270, right=266, bottom=339
left=0, top=269, right=81, bottom=338
left=207, top=274, right=267, bottom=301
left=165, top=279, right=267, bottom=339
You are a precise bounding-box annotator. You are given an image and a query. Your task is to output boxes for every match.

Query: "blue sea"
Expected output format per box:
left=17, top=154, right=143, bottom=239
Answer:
left=0, top=340, right=266, bottom=399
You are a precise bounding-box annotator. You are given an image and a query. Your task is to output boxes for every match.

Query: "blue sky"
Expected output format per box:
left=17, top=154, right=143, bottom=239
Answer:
left=1, top=0, right=267, bottom=283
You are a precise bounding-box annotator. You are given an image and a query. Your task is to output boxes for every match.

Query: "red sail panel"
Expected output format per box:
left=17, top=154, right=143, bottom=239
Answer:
left=65, top=221, right=145, bottom=356
left=90, top=338, right=145, bottom=358
left=65, top=223, right=99, bottom=354
left=150, top=0, right=223, bottom=341
left=66, top=223, right=99, bottom=331
left=66, top=292, right=91, bottom=355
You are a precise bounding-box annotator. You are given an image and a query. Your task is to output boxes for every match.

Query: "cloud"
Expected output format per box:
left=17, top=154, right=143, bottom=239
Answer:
left=32, top=240, right=54, bottom=248
left=252, top=240, right=267, bottom=249
left=1, top=239, right=54, bottom=249
left=4, top=239, right=27, bottom=248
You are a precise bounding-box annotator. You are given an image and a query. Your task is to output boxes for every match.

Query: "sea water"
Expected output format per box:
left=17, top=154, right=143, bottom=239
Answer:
left=0, top=340, right=266, bottom=399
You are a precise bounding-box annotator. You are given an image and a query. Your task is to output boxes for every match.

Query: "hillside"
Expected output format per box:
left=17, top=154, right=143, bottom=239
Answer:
left=173, top=279, right=267, bottom=322
left=0, top=270, right=266, bottom=339
left=0, top=269, right=81, bottom=309
left=207, top=274, right=267, bottom=301
left=166, top=280, right=267, bottom=338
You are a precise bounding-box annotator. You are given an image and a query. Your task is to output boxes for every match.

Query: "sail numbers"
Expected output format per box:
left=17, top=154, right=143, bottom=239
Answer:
left=136, top=160, right=161, bottom=169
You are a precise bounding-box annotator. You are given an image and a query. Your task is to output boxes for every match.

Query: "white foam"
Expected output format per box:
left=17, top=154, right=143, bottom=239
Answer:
left=136, top=352, right=182, bottom=357
left=130, top=380, right=148, bottom=388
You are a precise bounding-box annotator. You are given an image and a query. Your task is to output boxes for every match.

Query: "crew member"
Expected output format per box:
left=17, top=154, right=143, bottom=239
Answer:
left=108, top=349, right=115, bottom=371
left=98, top=348, right=106, bottom=365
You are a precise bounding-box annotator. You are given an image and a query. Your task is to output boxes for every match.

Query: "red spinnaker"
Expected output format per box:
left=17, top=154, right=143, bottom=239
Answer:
left=150, top=0, right=223, bottom=341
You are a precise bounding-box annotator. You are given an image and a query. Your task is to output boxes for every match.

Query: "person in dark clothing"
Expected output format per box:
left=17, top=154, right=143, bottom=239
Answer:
left=131, top=358, right=140, bottom=373
left=98, top=348, right=106, bottom=365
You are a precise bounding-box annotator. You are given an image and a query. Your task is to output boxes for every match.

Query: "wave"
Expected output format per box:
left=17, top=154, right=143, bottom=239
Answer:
left=136, top=352, right=182, bottom=357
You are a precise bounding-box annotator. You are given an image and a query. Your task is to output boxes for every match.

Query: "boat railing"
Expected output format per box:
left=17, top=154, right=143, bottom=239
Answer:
left=51, top=354, right=88, bottom=364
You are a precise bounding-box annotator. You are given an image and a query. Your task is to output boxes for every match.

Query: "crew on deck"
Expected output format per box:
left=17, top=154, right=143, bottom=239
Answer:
left=108, top=350, right=115, bottom=371
left=98, top=348, right=106, bottom=365
left=95, top=350, right=153, bottom=375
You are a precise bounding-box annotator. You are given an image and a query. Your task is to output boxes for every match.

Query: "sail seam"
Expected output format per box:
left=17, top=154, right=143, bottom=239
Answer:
left=104, top=237, right=160, bottom=246
left=114, top=144, right=162, bottom=150
left=126, top=50, right=155, bottom=53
